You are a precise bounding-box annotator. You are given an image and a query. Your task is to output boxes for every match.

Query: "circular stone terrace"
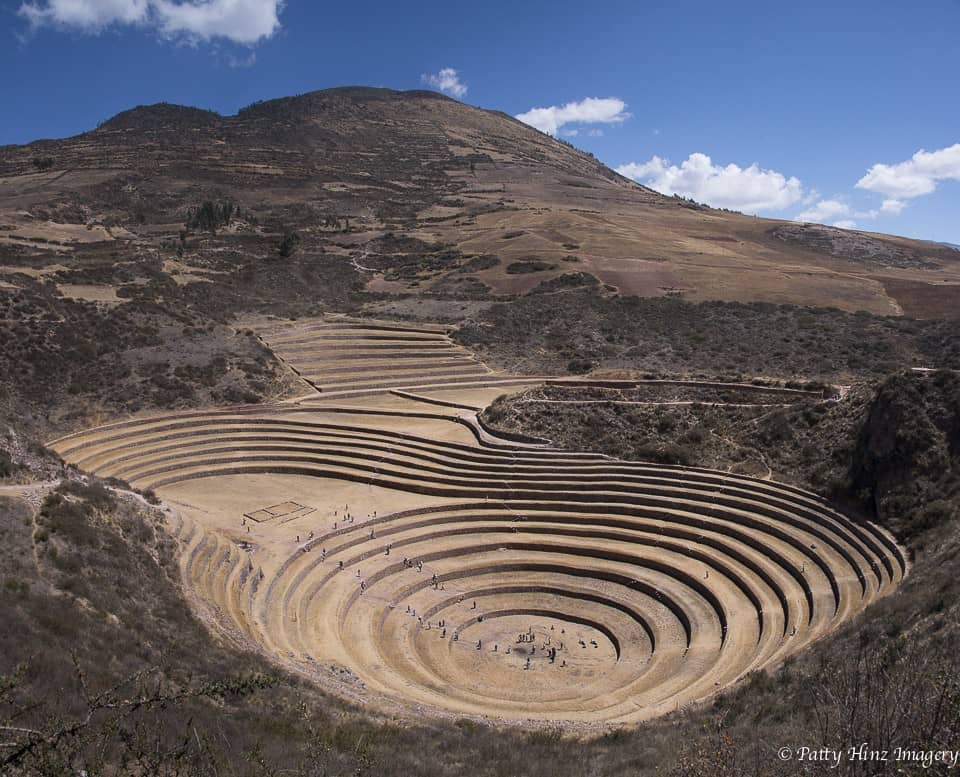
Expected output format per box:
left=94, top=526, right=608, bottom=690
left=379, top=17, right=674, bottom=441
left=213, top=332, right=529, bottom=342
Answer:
left=48, top=317, right=907, bottom=726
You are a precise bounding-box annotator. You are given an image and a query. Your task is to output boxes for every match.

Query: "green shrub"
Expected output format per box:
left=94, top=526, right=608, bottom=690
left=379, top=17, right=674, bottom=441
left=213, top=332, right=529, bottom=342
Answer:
left=0, top=449, right=19, bottom=478
left=278, top=230, right=300, bottom=258
left=186, top=199, right=234, bottom=234
left=506, top=260, right=555, bottom=274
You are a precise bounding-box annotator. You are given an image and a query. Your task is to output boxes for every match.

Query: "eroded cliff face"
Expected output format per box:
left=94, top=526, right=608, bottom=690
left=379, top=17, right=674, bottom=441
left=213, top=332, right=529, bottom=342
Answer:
left=850, top=371, right=960, bottom=538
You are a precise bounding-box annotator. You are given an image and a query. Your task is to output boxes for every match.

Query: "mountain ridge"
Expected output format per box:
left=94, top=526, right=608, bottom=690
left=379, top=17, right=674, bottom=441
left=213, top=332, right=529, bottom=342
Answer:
left=0, top=86, right=957, bottom=318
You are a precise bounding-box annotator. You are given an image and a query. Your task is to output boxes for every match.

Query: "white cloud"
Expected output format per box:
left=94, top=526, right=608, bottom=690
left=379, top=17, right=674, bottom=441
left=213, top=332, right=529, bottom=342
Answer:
left=856, top=142, right=960, bottom=199
left=616, top=152, right=803, bottom=213
left=516, top=97, right=630, bottom=136
left=18, top=0, right=283, bottom=44
left=18, top=0, right=148, bottom=29
left=880, top=198, right=906, bottom=215
left=153, top=0, right=282, bottom=43
left=796, top=198, right=850, bottom=223
left=226, top=49, right=257, bottom=68
left=421, top=67, right=467, bottom=98
left=795, top=197, right=884, bottom=226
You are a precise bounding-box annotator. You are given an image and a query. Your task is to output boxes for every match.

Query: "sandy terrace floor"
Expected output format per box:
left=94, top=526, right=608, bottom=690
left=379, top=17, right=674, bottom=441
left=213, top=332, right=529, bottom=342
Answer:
left=47, top=317, right=908, bottom=727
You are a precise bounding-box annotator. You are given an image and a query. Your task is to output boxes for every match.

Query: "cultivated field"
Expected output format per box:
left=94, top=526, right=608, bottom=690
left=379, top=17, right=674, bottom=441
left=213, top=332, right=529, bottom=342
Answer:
left=49, top=318, right=907, bottom=726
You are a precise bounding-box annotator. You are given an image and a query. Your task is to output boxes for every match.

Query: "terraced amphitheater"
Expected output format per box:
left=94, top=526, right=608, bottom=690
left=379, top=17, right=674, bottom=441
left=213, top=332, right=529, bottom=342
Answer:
left=49, top=318, right=907, bottom=725
left=258, top=317, right=547, bottom=401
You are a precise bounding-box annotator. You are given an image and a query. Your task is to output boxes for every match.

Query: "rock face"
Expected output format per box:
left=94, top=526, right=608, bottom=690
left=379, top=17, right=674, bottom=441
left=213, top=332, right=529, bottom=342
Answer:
left=850, top=371, right=960, bottom=537
left=769, top=223, right=937, bottom=269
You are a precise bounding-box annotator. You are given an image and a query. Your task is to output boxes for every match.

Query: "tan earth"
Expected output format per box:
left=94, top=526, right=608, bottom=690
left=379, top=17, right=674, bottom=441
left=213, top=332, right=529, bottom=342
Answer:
left=48, top=318, right=907, bottom=726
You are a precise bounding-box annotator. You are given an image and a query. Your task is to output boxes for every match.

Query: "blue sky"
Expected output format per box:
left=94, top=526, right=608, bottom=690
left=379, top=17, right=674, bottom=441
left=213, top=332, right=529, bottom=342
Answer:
left=3, top=0, right=959, bottom=243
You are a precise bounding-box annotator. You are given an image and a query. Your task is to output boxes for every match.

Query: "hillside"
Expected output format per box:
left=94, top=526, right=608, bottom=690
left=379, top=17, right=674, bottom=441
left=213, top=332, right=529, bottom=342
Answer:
left=1, top=87, right=958, bottom=322
left=3, top=370, right=958, bottom=775
left=1, top=85, right=959, bottom=775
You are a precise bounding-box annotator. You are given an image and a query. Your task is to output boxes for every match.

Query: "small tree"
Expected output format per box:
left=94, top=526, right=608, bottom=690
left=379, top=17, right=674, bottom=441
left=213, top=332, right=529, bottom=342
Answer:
left=186, top=200, right=234, bottom=235
left=278, top=230, right=300, bottom=259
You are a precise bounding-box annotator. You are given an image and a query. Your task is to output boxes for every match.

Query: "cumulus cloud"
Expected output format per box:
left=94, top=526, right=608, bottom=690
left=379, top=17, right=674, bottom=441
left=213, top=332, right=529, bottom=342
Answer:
left=795, top=198, right=851, bottom=223
left=880, top=198, right=906, bottom=215
left=421, top=68, right=467, bottom=98
left=616, top=153, right=803, bottom=213
left=795, top=198, right=884, bottom=227
left=856, top=142, right=960, bottom=199
left=18, top=0, right=283, bottom=44
left=18, top=0, right=148, bottom=29
left=153, top=0, right=282, bottom=43
left=516, top=97, right=629, bottom=137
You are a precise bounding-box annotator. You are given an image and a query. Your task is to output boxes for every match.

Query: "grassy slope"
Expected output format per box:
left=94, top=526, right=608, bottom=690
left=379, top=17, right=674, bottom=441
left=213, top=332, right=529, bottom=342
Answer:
left=4, top=88, right=960, bottom=320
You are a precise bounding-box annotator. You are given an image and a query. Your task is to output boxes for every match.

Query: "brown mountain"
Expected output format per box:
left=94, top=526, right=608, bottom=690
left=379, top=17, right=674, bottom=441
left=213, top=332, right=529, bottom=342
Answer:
left=1, top=86, right=958, bottom=318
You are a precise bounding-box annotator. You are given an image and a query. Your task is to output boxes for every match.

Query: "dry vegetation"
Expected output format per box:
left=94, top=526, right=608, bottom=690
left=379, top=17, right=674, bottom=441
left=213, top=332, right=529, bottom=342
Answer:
left=455, top=287, right=960, bottom=381
left=1, top=87, right=959, bottom=775
left=2, top=87, right=959, bottom=320
left=0, top=279, right=295, bottom=436
left=2, top=371, right=959, bottom=775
